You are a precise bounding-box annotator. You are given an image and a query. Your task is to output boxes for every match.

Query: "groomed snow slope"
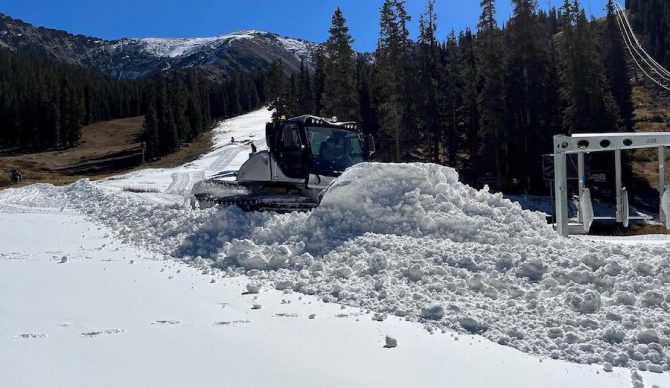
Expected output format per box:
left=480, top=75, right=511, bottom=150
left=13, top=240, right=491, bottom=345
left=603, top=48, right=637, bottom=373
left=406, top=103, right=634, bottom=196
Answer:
left=3, top=213, right=656, bottom=388
left=96, top=108, right=271, bottom=195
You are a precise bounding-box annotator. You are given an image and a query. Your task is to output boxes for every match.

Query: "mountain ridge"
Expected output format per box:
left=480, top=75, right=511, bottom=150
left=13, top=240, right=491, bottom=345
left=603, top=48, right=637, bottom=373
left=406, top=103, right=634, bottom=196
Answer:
left=0, top=12, right=320, bottom=79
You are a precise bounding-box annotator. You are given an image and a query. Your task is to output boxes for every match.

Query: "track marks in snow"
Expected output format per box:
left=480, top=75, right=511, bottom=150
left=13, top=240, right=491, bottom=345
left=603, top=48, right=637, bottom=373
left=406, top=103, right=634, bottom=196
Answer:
left=213, top=320, right=251, bottom=327
left=80, top=328, right=124, bottom=337
left=274, top=313, right=299, bottom=318
left=166, top=171, right=205, bottom=194
left=0, top=202, right=69, bottom=215
left=14, top=333, right=47, bottom=339
left=152, top=320, right=181, bottom=325
left=207, top=144, right=247, bottom=171
left=0, top=252, right=29, bottom=261
left=139, top=193, right=179, bottom=206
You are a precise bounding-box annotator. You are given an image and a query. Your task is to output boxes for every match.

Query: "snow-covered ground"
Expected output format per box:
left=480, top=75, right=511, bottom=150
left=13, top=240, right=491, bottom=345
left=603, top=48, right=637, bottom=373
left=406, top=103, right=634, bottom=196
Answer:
left=1, top=108, right=669, bottom=387
left=97, top=108, right=270, bottom=196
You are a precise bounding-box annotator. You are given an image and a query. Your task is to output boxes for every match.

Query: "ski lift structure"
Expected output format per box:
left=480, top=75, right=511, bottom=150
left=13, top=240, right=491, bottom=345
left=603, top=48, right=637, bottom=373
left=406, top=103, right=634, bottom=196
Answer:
left=553, top=132, right=670, bottom=236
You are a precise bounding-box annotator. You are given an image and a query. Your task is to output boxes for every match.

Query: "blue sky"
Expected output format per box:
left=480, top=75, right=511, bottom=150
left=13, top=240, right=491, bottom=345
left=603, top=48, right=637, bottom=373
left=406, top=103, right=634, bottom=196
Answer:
left=1, top=0, right=609, bottom=51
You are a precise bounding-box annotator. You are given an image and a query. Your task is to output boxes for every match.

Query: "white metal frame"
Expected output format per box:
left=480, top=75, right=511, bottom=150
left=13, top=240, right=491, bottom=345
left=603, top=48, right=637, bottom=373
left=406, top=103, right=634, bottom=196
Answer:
left=553, top=132, right=669, bottom=236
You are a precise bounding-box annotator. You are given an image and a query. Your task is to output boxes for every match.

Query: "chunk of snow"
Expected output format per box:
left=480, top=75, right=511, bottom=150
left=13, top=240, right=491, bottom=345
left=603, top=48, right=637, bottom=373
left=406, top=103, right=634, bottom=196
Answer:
left=384, top=336, right=398, bottom=348
left=420, top=304, right=445, bottom=321
left=245, top=283, right=261, bottom=294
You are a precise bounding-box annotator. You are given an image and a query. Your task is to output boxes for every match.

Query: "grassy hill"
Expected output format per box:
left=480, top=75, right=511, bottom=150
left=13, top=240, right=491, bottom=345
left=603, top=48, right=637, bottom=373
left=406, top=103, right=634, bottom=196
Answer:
left=0, top=116, right=213, bottom=188
left=628, top=66, right=670, bottom=192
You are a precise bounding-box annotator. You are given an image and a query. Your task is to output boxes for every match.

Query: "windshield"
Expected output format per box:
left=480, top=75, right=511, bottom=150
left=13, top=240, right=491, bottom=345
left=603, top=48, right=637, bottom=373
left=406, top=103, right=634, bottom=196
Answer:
left=306, top=126, right=365, bottom=175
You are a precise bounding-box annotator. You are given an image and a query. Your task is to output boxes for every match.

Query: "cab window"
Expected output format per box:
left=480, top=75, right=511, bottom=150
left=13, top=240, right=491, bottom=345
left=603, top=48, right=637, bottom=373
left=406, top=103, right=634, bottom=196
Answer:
left=281, top=125, right=301, bottom=149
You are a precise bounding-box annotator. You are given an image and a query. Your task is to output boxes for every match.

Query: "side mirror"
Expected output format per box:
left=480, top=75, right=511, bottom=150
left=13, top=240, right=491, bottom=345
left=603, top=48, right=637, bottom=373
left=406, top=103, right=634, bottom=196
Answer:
left=366, top=134, right=376, bottom=156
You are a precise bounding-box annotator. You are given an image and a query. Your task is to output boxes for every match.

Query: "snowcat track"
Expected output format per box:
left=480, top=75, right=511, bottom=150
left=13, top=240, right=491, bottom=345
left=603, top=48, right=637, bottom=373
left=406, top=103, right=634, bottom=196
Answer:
left=194, top=193, right=318, bottom=213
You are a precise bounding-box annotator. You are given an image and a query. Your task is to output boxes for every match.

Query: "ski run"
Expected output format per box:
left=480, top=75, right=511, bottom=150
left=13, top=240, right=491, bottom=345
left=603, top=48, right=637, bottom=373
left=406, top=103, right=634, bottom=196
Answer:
left=1, top=108, right=670, bottom=388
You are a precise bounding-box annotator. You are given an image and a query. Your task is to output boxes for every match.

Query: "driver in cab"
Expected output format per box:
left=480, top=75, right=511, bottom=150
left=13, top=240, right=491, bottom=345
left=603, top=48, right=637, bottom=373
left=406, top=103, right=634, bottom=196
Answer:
left=320, top=138, right=339, bottom=161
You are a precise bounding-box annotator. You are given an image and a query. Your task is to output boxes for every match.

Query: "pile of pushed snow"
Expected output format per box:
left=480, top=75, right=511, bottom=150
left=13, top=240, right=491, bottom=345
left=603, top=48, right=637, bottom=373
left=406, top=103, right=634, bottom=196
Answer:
left=63, top=180, right=216, bottom=253
left=4, top=163, right=670, bottom=372
left=202, top=163, right=670, bottom=371
left=308, top=163, right=555, bottom=248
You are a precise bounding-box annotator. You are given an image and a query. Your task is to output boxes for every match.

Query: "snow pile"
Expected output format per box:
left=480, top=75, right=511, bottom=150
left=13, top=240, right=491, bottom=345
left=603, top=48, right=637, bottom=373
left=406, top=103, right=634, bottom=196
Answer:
left=3, top=162, right=670, bottom=372
left=308, top=163, right=556, bottom=248
left=198, top=163, right=670, bottom=371
left=62, top=180, right=216, bottom=253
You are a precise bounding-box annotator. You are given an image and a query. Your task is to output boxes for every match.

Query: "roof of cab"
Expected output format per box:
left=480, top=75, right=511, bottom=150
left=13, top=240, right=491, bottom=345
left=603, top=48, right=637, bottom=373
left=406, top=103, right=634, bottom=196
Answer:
left=284, top=115, right=360, bottom=132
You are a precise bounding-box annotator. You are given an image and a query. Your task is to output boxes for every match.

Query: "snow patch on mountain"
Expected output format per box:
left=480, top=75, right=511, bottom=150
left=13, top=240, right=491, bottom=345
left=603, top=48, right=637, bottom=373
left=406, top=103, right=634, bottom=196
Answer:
left=275, top=35, right=314, bottom=61
left=110, top=30, right=317, bottom=61
left=137, top=30, right=261, bottom=58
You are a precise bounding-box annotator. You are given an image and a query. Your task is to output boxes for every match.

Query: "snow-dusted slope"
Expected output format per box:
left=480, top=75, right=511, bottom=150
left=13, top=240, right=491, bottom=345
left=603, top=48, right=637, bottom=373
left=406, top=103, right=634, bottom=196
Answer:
left=134, top=30, right=315, bottom=61
left=104, top=30, right=319, bottom=79
left=137, top=31, right=259, bottom=58
left=0, top=13, right=321, bottom=79
left=2, top=109, right=670, bottom=387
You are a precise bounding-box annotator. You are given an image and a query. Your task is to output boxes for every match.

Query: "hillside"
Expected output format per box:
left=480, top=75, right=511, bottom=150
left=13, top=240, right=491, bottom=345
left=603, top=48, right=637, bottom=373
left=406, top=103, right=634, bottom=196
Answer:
left=624, top=50, right=670, bottom=194
left=0, top=13, right=319, bottom=79
left=0, top=116, right=214, bottom=188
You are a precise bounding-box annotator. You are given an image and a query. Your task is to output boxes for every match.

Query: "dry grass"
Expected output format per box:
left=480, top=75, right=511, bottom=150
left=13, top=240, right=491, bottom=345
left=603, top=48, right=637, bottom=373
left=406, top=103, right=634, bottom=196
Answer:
left=592, top=223, right=670, bottom=236
left=629, top=83, right=670, bottom=191
left=0, top=116, right=214, bottom=188
left=144, top=131, right=213, bottom=169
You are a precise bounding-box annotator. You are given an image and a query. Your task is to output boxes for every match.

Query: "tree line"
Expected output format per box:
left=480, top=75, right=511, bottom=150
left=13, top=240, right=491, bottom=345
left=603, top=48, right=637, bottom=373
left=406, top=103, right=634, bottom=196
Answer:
left=0, top=49, right=142, bottom=150
left=0, top=47, right=266, bottom=158
left=267, top=0, right=634, bottom=193
left=142, top=70, right=265, bottom=159
left=627, top=0, right=670, bottom=67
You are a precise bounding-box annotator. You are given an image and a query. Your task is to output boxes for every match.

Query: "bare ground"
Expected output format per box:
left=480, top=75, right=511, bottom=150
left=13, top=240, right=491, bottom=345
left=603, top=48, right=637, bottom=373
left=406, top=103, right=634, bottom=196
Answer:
left=0, top=116, right=213, bottom=188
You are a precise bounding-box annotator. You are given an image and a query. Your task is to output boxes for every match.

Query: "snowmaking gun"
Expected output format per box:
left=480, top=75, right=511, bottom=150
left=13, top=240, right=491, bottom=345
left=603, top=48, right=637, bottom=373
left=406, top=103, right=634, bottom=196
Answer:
left=192, top=115, right=375, bottom=212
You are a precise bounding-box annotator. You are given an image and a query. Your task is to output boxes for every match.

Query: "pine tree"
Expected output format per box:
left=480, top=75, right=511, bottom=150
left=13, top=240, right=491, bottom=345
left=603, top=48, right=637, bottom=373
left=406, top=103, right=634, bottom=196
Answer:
left=186, top=70, right=203, bottom=140
left=143, top=93, right=160, bottom=159
left=417, top=0, right=440, bottom=162
left=604, top=0, right=634, bottom=131
left=356, top=55, right=378, bottom=140
left=287, top=73, right=298, bottom=117
left=313, top=49, right=326, bottom=116
left=457, top=29, right=481, bottom=178
left=438, top=31, right=465, bottom=167
left=628, top=0, right=670, bottom=67
left=322, top=8, right=359, bottom=121
left=375, top=0, right=412, bottom=162
left=265, top=60, right=289, bottom=117
left=558, top=0, right=620, bottom=135
left=476, top=0, right=507, bottom=189
left=504, top=0, right=556, bottom=191
left=296, top=60, right=316, bottom=115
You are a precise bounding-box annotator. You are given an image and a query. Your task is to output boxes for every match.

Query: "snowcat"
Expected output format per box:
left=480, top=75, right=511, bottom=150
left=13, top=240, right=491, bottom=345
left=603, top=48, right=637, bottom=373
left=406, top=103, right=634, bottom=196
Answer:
left=193, top=115, right=375, bottom=212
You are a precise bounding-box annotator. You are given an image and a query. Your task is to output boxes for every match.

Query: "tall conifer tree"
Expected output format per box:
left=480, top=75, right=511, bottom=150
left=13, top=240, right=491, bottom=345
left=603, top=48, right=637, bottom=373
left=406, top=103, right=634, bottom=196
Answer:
left=476, top=0, right=507, bottom=189
left=322, top=8, right=359, bottom=121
